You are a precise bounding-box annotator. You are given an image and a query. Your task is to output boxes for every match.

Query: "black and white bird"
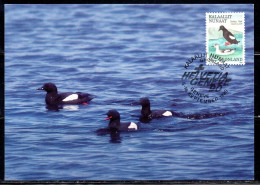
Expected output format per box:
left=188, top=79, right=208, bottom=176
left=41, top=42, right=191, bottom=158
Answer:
left=133, top=98, right=226, bottom=121
left=37, top=82, right=95, bottom=106
left=105, top=110, right=139, bottom=132
left=219, top=25, right=240, bottom=46
left=137, top=97, right=174, bottom=120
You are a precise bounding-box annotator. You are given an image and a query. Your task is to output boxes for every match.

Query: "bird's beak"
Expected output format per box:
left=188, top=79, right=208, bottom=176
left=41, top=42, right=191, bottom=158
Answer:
left=105, top=116, right=112, bottom=120
left=37, top=87, right=44, bottom=90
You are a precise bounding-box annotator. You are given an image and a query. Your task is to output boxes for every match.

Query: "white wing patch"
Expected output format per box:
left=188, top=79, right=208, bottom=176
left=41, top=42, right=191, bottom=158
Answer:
left=62, top=94, right=79, bottom=102
left=229, top=35, right=235, bottom=40
left=162, top=111, right=172, bottom=117
left=128, top=122, right=138, bottom=130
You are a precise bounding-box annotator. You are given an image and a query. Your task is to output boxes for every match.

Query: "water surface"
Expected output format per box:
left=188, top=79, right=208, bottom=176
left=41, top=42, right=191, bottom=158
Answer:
left=5, top=4, right=254, bottom=180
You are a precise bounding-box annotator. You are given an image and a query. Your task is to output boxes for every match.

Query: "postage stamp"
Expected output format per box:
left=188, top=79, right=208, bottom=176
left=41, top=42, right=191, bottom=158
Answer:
left=206, top=12, right=245, bottom=65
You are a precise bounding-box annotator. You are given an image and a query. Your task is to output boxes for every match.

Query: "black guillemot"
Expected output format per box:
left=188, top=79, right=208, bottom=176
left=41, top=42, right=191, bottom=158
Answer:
left=37, top=82, right=95, bottom=106
left=219, top=25, right=240, bottom=46
left=137, top=97, right=174, bottom=120
left=105, top=109, right=139, bottom=132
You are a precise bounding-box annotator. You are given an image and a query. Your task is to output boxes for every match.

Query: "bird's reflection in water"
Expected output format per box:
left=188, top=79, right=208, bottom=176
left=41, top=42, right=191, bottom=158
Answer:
left=96, top=128, right=122, bottom=143
left=45, top=104, right=81, bottom=112
left=109, top=130, right=121, bottom=143
left=46, top=105, right=63, bottom=111
left=63, top=105, right=79, bottom=111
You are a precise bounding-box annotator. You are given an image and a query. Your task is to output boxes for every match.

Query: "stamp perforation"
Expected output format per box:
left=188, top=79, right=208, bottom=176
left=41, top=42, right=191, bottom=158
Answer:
left=206, top=12, right=245, bottom=65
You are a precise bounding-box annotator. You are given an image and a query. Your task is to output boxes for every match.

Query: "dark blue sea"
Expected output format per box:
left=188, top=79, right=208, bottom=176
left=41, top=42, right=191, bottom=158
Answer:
left=5, top=4, right=254, bottom=180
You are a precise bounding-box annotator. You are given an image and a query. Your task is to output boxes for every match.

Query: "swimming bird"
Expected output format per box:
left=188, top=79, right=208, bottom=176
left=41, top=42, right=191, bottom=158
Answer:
left=37, top=82, right=95, bottom=106
left=105, top=109, right=139, bottom=132
left=211, top=44, right=236, bottom=55
left=219, top=25, right=240, bottom=46
left=137, top=97, right=174, bottom=120
left=132, top=98, right=226, bottom=121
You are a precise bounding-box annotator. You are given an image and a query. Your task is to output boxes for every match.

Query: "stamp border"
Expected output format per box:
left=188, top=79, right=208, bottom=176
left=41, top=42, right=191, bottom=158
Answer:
left=205, top=12, right=245, bottom=66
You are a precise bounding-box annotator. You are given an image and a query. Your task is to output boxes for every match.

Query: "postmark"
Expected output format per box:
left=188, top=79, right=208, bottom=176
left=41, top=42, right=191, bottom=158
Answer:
left=206, top=12, right=245, bottom=65
left=182, top=53, right=232, bottom=104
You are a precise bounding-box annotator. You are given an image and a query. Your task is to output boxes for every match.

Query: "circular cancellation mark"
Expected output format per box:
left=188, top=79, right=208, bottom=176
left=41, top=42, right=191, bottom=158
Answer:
left=182, top=53, right=231, bottom=103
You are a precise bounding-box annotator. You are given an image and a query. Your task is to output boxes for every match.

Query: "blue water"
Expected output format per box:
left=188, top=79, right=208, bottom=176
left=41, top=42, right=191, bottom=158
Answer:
left=5, top=4, right=254, bottom=180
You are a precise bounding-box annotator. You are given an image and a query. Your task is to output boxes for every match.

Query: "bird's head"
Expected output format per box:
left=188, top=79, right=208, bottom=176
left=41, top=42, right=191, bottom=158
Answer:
left=219, top=25, right=225, bottom=31
left=37, top=82, right=58, bottom=93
